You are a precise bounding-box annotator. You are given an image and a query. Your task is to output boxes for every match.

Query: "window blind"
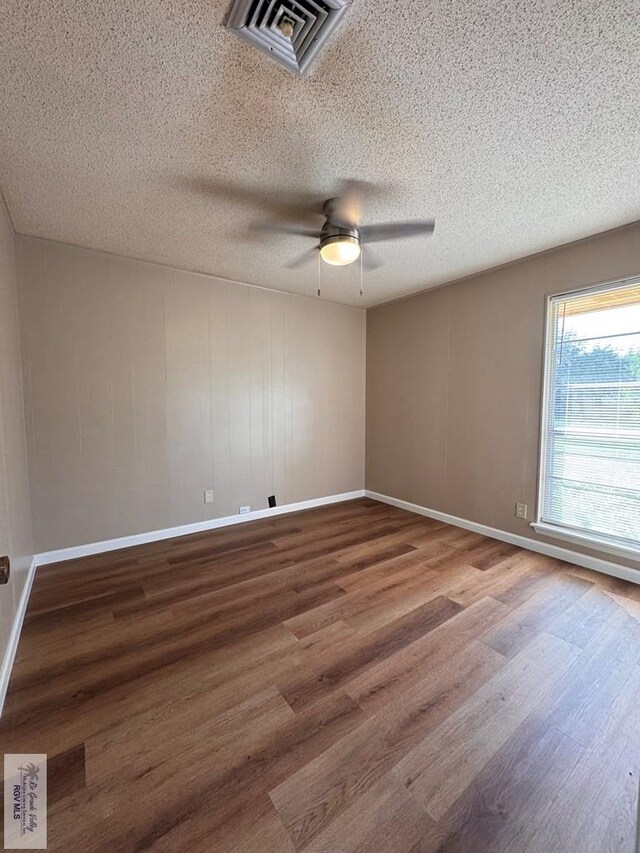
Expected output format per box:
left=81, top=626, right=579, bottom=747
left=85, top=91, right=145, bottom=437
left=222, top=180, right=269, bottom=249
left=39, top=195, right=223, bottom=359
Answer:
left=538, top=279, right=640, bottom=553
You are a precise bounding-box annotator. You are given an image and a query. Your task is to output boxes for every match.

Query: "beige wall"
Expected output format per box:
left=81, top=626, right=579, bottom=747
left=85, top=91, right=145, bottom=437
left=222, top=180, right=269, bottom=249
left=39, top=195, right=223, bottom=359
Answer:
left=0, top=201, right=33, bottom=665
left=367, top=222, right=640, bottom=571
left=17, top=237, right=366, bottom=553
left=14, top=222, right=640, bottom=569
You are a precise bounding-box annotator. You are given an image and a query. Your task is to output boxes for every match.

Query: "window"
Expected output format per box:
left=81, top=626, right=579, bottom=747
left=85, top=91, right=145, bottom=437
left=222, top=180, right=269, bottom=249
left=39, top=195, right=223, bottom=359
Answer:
left=534, top=278, right=640, bottom=557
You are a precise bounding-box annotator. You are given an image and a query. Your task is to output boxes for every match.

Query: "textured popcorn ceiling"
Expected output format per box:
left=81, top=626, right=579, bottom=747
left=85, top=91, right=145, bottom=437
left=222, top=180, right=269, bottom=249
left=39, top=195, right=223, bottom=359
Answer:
left=1, top=1, right=639, bottom=307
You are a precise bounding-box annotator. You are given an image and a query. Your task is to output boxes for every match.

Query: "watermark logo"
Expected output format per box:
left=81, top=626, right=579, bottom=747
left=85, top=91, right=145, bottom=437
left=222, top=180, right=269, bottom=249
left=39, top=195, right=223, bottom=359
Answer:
left=4, top=754, right=47, bottom=849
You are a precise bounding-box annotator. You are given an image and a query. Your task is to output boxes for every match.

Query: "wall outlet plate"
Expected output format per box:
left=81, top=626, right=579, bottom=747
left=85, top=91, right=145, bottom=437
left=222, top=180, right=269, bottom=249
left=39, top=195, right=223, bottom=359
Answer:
left=268, top=495, right=276, bottom=508
left=0, top=555, right=9, bottom=584
left=239, top=505, right=251, bottom=514
left=204, top=489, right=214, bottom=504
left=515, top=502, right=528, bottom=520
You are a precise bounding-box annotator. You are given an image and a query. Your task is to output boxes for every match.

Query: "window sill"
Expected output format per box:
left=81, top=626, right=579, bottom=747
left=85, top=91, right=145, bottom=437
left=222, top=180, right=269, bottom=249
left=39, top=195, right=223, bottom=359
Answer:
left=531, top=522, right=640, bottom=562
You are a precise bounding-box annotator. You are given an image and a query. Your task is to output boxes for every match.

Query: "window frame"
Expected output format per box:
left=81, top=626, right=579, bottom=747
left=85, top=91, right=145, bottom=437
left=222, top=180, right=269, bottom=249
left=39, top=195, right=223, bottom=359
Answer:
left=532, top=274, right=640, bottom=560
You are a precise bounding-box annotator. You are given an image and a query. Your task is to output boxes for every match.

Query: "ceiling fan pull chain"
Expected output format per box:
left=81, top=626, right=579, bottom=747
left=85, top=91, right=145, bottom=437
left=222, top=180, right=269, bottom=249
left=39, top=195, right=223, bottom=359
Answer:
left=360, top=245, right=364, bottom=298
left=317, top=249, right=321, bottom=298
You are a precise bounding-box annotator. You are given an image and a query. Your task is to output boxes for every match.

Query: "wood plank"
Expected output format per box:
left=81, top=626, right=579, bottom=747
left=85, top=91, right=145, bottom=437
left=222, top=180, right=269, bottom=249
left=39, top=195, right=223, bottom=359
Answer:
left=520, top=663, right=640, bottom=853
left=345, top=596, right=509, bottom=714
left=47, top=744, right=87, bottom=808
left=481, top=572, right=593, bottom=658
left=393, top=631, right=580, bottom=819
left=279, top=596, right=463, bottom=711
left=410, top=716, right=584, bottom=852
left=303, top=776, right=434, bottom=853
left=270, top=641, right=503, bottom=849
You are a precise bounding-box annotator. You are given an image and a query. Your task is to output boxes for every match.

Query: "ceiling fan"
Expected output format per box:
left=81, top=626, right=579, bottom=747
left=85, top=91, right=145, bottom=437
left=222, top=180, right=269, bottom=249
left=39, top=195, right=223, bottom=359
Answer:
left=251, top=180, right=435, bottom=271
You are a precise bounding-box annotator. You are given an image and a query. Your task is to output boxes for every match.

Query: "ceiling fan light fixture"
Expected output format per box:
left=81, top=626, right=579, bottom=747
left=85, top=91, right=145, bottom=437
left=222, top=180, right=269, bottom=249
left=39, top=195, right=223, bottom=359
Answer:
left=319, top=235, right=361, bottom=266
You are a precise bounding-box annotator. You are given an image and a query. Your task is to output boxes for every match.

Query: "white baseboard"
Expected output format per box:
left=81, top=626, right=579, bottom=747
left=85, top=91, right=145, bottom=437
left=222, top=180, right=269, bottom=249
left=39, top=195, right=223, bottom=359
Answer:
left=365, top=490, right=640, bottom=587
left=0, top=556, right=37, bottom=717
left=36, top=490, right=366, bottom=566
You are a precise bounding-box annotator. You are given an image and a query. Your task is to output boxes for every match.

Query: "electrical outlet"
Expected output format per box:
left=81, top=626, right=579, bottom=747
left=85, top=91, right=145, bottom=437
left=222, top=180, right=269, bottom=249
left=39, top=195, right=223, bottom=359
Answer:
left=204, top=489, right=214, bottom=504
left=239, top=505, right=251, bottom=514
left=515, top=502, right=528, bottom=520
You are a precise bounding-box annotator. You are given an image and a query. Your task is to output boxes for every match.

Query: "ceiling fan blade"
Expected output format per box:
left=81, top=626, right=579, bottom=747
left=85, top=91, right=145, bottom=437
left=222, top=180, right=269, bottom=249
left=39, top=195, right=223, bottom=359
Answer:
left=250, top=222, right=320, bottom=238
left=362, top=247, right=384, bottom=271
left=177, top=177, right=322, bottom=223
left=359, top=220, right=435, bottom=243
left=285, top=247, right=319, bottom=269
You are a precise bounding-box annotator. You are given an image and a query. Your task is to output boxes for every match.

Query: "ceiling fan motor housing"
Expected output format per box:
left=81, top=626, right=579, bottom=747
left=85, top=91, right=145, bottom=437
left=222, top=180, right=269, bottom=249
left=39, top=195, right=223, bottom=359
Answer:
left=320, top=224, right=360, bottom=246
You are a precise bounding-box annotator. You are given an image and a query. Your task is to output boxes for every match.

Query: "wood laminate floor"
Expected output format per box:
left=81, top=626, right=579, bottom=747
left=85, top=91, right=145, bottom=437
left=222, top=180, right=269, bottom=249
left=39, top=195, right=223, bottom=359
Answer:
left=2, top=498, right=640, bottom=852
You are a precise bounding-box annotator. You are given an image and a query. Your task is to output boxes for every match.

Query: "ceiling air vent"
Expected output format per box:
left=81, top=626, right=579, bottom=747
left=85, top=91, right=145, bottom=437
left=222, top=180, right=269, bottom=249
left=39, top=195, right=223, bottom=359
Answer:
left=226, top=0, right=352, bottom=76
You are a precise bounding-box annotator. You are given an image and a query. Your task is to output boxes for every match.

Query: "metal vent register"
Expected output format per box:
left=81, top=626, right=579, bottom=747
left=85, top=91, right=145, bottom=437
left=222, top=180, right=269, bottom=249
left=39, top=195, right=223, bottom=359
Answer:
left=227, top=0, right=351, bottom=75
